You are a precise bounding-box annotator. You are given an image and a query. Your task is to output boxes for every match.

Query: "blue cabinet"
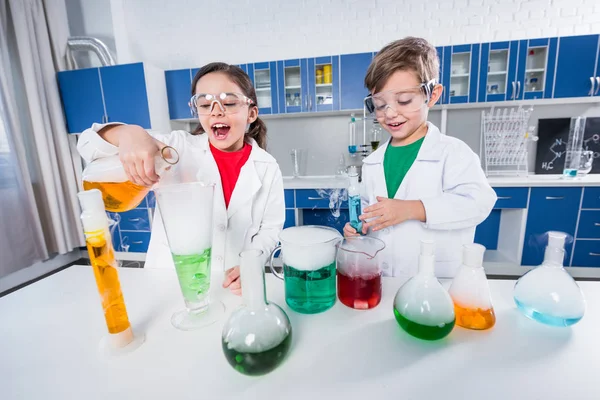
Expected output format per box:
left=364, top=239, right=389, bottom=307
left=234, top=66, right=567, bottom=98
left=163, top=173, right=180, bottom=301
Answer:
left=276, top=59, right=308, bottom=114
left=493, top=187, right=529, bottom=208
left=474, top=209, right=501, bottom=250
left=436, top=47, right=445, bottom=104
left=165, top=69, right=192, bottom=120
left=522, top=187, right=582, bottom=266
left=516, top=38, right=558, bottom=100
left=340, top=52, right=372, bottom=110
left=554, top=35, right=599, bottom=98
left=572, top=240, right=600, bottom=267
left=57, top=62, right=151, bottom=133
left=248, top=62, right=279, bottom=115
left=284, top=209, right=296, bottom=229
left=302, top=209, right=349, bottom=235
left=308, top=56, right=340, bottom=112
left=442, top=44, right=480, bottom=104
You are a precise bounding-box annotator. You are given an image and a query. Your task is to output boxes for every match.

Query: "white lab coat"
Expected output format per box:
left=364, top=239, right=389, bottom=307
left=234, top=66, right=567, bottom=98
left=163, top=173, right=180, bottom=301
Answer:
left=77, top=123, right=285, bottom=273
left=361, top=122, right=497, bottom=278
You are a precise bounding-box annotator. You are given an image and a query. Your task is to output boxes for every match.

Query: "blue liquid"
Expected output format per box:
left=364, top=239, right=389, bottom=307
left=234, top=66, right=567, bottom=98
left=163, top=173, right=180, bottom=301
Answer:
left=348, top=145, right=357, bottom=154
left=349, top=195, right=363, bottom=234
left=563, top=169, right=577, bottom=178
left=514, top=297, right=583, bottom=327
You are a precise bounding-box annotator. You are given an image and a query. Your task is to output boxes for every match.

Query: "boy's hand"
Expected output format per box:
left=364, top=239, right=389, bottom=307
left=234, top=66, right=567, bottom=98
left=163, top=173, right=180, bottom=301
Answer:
left=223, top=266, right=242, bottom=296
left=343, top=222, right=367, bottom=237
left=361, top=197, right=426, bottom=232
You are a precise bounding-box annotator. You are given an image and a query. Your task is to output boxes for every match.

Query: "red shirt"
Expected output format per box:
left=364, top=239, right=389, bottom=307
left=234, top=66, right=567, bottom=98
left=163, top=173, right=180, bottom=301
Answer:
left=210, top=142, right=252, bottom=208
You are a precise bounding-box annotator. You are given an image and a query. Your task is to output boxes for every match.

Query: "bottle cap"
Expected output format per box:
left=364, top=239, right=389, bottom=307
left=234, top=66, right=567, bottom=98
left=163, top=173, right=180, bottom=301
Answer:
left=547, top=231, right=567, bottom=249
left=463, top=243, right=486, bottom=268
left=78, top=189, right=105, bottom=214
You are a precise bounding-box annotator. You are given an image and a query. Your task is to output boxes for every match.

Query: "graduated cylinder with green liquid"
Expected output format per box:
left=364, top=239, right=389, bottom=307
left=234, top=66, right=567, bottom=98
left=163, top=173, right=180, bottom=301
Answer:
left=393, top=240, right=455, bottom=341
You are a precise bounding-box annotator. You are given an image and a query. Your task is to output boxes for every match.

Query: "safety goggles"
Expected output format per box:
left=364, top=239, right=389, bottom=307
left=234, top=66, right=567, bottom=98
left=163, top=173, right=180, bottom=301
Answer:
left=189, top=92, right=254, bottom=116
left=364, top=80, right=436, bottom=118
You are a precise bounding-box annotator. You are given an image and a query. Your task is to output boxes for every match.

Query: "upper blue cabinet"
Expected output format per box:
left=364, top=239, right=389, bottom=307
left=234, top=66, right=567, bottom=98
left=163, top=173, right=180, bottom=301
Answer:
left=165, top=68, right=193, bottom=120
left=340, top=52, right=373, bottom=110
left=248, top=62, right=279, bottom=115
left=442, top=44, right=480, bottom=104
left=58, top=62, right=151, bottom=133
left=554, top=34, right=600, bottom=98
left=308, top=56, right=340, bottom=112
left=276, top=59, right=309, bottom=114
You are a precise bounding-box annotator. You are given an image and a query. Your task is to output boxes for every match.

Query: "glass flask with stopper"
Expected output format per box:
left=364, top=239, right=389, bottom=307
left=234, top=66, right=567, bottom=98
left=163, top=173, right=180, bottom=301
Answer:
left=393, top=240, right=455, bottom=340
left=222, top=249, right=292, bottom=376
left=449, top=244, right=496, bottom=330
left=154, top=181, right=225, bottom=330
left=82, top=146, right=179, bottom=212
left=514, top=231, right=585, bottom=327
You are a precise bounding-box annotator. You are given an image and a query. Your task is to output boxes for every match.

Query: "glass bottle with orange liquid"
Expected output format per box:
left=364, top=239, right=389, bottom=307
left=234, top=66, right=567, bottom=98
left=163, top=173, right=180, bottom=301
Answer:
left=82, top=146, right=178, bottom=212
left=448, top=243, right=496, bottom=330
left=78, top=189, right=144, bottom=354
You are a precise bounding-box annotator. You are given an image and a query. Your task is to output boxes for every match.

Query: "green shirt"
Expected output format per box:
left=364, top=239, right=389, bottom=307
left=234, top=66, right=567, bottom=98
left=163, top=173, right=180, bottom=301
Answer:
left=383, top=137, right=425, bottom=198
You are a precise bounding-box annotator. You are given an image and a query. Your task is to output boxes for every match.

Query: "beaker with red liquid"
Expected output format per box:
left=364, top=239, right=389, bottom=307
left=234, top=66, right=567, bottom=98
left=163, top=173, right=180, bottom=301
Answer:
left=336, top=236, right=386, bottom=310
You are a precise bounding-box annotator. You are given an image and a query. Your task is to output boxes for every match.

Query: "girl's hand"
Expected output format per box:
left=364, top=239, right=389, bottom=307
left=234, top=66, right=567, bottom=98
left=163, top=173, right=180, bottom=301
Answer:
left=361, top=197, right=426, bottom=232
left=223, top=266, right=242, bottom=296
left=102, top=125, right=162, bottom=186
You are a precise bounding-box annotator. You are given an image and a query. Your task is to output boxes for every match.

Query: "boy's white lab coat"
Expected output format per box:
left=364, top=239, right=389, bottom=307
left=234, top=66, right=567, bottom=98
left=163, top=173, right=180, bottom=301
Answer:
left=77, top=123, right=285, bottom=272
left=361, top=122, right=497, bottom=278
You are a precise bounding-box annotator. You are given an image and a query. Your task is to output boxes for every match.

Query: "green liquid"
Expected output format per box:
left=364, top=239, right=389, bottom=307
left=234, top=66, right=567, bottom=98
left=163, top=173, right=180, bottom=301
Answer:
left=172, top=249, right=211, bottom=306
left=222, top=332, right=292, bottom=376
left=394, top=307, right=455, bottom=341
left=284, top=262, right=336, bottom=314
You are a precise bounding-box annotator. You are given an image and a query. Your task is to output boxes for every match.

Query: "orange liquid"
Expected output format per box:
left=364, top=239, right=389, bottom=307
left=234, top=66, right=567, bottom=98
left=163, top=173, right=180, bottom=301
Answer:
left=83, top=180, right=149, bottom=212
left=86, top=230, right=131, bottom=334
left=454, top=303, right=496, bottom=330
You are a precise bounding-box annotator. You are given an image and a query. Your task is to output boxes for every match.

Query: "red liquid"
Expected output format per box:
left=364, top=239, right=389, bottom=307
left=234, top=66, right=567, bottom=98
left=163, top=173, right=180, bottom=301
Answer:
left=337, top=270, right=382, bottom=310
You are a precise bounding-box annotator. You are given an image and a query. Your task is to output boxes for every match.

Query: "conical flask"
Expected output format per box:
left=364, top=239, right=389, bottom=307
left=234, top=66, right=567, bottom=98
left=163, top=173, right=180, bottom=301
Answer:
left=82, top=146, right=179, bottom=212
left=393, top=240, right=455, bottom=340
left=154, top=181, right=225, bottom=330
left=449, top=244, right=496, bottom=330
left=222, top=249, right=292, bottom=376
left=514, top=231, right=585, bottom=327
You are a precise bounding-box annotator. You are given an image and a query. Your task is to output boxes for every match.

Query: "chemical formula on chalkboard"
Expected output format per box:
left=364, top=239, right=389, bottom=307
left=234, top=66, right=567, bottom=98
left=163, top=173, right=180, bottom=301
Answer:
left=535, top=118, right=600, bottom=175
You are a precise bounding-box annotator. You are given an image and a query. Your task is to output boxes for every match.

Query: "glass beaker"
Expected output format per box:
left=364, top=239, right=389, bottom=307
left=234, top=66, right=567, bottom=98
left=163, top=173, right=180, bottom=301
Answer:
left=370, top=120, right=382, bottom=151
left=154, top=181, right=225, bottom=330
left=514, top=231, right=585, bottom=327
left=222, top=249, right=292, bottom=376
left=336, top=236, right=386, bottom=310
left=577, top=150, right=594, bottom=177
left=563, top=117, right=586, bottom=178
left=290, top=148, right=307, bottom=178
left=268, top=226, right=342, bottom=314
left=82, top=146, right=179, bottom=212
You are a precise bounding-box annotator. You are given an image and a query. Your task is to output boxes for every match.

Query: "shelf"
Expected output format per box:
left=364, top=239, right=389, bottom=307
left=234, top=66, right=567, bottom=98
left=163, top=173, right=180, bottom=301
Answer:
left=256, top=87, right=271, bottom=91
left=316, top=83, right=333, bottom=87
left=488, top=71, right=507, bottom=76
left=451, top=73, right=469, bottom=78
left=526, top=68, right=545, bottom=73
left=285, top=85, right=301, bottom=90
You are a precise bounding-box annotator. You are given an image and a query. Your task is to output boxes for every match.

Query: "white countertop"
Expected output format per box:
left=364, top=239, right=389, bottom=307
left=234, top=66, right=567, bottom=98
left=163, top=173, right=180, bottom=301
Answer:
left=2, top=266, right=599, bottom=400
left=283, top=174, right=600, bottom=189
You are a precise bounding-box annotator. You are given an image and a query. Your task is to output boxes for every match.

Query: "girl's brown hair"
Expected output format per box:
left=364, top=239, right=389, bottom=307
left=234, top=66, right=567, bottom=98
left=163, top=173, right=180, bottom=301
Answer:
left=190, top=62, right=267, bottom=149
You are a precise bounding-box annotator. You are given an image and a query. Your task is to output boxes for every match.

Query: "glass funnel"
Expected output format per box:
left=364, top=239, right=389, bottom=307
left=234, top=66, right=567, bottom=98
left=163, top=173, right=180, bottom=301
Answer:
left=154, top=181, right=225, bottom=330
left=449, top=244, right=496, bottom=330
left=222, top=249, right=292, bottom=376
left=514, top=231, right=585, bottom=327
left=336, top=236, right=385, bottom=310
left=393, top=240, right=455, bottom=340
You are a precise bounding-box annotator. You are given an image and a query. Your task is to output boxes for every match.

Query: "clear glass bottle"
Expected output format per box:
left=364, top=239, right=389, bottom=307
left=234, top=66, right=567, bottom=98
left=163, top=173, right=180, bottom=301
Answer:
left=222, top=249, right=292, bottom=376
left=370, top=120, right=382, bottom=151
left=347, top=166, right=363, bottom=235
left=293, top=93, right=301, bottom=106
left=286, top=93, right=292, bottom=106
left=514, top=231, right=586, bottom=327
left=393, top=240, right=455, bottom=340
left=449, top=244, right=496, bottom=330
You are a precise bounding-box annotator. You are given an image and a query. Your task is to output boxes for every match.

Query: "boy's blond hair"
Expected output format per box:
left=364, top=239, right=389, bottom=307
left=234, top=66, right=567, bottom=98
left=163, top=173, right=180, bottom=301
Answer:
left=365, top=37, right=440, bottom=94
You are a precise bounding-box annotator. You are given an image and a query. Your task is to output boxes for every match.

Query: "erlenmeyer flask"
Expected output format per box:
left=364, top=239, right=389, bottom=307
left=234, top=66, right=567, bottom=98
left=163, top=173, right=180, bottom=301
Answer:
left=222, top=249, right=292, bottom=376
left=154, top=181, right=225, bottom=330
left=514, top=231, right=585, bottom=327
left=449, top=244, right=496, bottom=330
left=393, top=240, right=455, bottom=340
left=82, top=146, right=179, bottom=212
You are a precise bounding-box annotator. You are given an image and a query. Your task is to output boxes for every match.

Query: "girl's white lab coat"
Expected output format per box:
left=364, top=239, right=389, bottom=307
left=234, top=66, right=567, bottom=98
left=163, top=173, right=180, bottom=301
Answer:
left=77, top=123, right=285, bottom=272
left=361, top=122, right=497, bottom=278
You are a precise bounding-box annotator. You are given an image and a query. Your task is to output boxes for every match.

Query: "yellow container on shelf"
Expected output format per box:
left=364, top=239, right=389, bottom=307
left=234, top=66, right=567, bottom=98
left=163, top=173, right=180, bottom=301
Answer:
left=323, top=64, right=332, bottom=84
left=316, top=69, right=323, bottom=84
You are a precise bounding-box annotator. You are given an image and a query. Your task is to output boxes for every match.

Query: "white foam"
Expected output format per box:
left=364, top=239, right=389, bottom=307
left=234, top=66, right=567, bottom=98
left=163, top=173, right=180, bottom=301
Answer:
left=394, top=277, right=455, bottom=325
left=223, top=307, right=290, bottom=353
left=155, top=183, right=214, bottom=254
left=279, top=226, right=341, bottom=271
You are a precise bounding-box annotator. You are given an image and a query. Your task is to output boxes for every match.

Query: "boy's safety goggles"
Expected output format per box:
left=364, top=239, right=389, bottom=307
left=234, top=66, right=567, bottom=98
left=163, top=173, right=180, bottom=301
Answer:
left=189, top=92, right=254, bottom=117
left=364, top=80, right=436, bottom=118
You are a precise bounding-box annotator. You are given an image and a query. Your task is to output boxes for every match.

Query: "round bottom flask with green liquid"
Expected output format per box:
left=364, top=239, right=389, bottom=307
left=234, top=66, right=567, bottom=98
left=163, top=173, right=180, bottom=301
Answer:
left=393, top=241, right=455, bottom=340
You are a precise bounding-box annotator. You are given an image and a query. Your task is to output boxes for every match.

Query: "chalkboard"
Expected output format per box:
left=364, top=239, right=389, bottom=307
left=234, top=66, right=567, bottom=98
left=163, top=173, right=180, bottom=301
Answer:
left=534, top=117, right=600, bottom=175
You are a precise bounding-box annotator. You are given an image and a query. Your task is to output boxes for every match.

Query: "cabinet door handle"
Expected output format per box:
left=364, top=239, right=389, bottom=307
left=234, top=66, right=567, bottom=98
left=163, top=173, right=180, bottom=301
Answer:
left=497, top=196, right=512, bottom=200
left=132, top=241, right=144, bottom=245
left=594, top=223, right=600, bottom=226
left=309, top=96, right=313, bottom=110
left=511, top=81, right=516, bottom=99
left=128, top=218, right=141, bottom=222
left=589, top=252, right=600, bottom=257
left=516, top=81, right=521, bottom=98
left=595, top=77, right=600, bottom=95
left=545, top=196, right=564, bottom=200
left=590, top=77, right=595, bottom=96
left=304, top=95, right=308, bottom=110
left=308, top=197, right=324, bottom=200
